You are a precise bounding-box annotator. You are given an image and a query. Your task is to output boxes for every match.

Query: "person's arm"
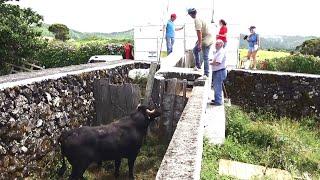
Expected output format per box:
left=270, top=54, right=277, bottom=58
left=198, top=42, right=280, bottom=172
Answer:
left=196, top=30, right=202, bottom=50
left=194, top=19, right=202, bottom=50
left=175, top=26, right=184, bottom=31
left=210, top=51, right=224, bottom=66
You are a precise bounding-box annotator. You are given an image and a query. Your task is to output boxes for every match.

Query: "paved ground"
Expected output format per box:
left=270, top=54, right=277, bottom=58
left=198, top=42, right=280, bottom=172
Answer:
left=204, top=87, right=226, bottom=144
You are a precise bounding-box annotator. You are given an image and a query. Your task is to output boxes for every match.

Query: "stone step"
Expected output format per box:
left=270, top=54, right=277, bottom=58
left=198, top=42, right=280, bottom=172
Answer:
left=219, top=159, right=292, bottom=180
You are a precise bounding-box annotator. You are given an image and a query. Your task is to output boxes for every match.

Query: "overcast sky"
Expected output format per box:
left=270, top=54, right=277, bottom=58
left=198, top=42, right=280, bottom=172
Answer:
left=10, top=0, right=320, bottom=36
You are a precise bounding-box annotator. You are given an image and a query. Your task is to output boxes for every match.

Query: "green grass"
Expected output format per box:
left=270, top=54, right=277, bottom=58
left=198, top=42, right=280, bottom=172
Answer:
left=201, top=106, right=320, bottom=179
left=239, top=49, right=290, bottom=61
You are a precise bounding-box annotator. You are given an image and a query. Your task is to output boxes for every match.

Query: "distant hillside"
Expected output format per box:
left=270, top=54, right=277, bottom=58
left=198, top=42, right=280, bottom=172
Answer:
left=240, top=34, right=317, bottom=51
left=39, top=24, right=133, bottom=40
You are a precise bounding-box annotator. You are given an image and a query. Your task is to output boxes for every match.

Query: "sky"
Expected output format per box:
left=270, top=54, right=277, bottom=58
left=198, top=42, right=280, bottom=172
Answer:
left=9, top=0, right=320, bottom=36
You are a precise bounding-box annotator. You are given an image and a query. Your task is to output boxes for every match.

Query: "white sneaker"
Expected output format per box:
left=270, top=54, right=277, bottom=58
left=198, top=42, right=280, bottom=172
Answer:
left=198, top=75, right=208, bottom=80
left=193, top=67, right=199, bottom=71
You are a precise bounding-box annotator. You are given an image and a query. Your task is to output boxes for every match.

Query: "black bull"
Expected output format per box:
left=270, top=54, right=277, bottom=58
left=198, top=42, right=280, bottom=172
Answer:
left=58, top=105, right=161, bottom=179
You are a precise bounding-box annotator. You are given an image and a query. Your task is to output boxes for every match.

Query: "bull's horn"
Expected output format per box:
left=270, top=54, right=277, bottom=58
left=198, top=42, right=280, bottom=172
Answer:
left=146, top=109, right=155, bottom=114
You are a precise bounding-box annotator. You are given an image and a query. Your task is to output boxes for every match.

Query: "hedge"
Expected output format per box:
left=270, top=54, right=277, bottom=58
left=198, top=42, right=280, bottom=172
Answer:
left=266, top=54, right=320, bottom=74
left=34, top=41, right=124, bottom=68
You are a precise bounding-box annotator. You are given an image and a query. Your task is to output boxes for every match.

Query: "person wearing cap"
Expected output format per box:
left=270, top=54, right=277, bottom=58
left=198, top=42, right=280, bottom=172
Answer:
left=188, top=8, right=214, bottom=79
left=164, top=13, right=184, bottom=55
left=210, top=39, right=227, bottom=106
left=245, top=26, right=260, bottom=69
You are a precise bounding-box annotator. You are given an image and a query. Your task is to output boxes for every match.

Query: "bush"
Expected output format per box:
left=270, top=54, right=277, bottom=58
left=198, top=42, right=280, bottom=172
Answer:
left=201, top=106, right=320, bottom=179
left=296, top=38, right=320, bottom=57
left=35, top=41, right=124, bottom=68
left=266, top=54, right=320, bottom=74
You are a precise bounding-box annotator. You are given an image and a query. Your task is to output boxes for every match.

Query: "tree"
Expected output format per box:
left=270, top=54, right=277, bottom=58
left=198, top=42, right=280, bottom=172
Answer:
left=0, top=2, right=46, bottom=74
left=296, top=38, right=320, bottom=57
left=48, top=23, right=70, bottom=42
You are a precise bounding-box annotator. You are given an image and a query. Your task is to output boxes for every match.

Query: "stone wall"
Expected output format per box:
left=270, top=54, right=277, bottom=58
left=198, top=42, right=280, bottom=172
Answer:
left=225, top=69, right=320, bottom=118
left=0, top=62, right=149, bottom=179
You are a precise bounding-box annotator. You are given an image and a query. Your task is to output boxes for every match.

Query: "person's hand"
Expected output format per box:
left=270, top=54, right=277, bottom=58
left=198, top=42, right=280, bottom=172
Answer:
left=197, top=44, right=202, bottom=51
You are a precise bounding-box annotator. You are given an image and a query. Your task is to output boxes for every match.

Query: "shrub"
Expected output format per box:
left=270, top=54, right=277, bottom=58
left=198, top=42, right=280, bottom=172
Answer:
left=296, top=38, right=320, bottom=57
left=266, top=54, right=320, bottom=74
left=35, top=41, right=124, bottom=68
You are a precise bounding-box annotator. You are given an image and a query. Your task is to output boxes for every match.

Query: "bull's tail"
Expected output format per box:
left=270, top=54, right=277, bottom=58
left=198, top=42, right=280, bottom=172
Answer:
left=58, top=133, right=67, bottom=177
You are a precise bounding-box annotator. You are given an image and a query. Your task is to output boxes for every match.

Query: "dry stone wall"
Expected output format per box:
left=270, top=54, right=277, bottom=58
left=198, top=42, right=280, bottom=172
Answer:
left=225, top=70, right=320, bottom=119
left=0, top=62, right=149, bottom=179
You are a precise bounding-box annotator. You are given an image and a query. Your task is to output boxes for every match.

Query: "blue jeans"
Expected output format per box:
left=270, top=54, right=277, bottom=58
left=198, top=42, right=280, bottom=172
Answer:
left=193, top=43, right=211, bottom=76
left=166, top=37, right=175, bottom=55
left=212, top=69, right=227, bottom=105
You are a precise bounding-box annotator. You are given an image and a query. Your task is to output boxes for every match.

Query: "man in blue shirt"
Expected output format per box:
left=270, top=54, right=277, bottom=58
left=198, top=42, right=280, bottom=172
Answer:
left=165, top=13, right=183, bottom=55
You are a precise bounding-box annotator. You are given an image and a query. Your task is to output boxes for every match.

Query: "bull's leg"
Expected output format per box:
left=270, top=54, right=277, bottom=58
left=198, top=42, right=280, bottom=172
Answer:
left=69, top=163, right=88, bottom=180
left=114, top=159, right=121, bottom=178
left=128, top=156, right=137, bottom=180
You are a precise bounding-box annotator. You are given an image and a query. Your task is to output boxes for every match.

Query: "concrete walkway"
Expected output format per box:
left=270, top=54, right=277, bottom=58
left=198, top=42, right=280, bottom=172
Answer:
left=203, top=71, right=226, bottom=144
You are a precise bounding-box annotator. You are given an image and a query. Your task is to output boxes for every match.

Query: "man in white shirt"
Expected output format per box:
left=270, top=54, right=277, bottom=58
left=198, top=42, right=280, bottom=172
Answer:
left=188, top=8, right=214, bottom=79
left=210, top=39, right=227, bottom=106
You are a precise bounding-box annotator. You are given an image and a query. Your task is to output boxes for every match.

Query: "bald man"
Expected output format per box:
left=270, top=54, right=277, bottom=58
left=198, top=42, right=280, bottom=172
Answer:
left=210, top=40, right=227, bottom=106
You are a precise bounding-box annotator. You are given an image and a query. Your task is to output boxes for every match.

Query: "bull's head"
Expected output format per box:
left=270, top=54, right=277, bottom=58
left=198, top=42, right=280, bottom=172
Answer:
left=137, top=104, right=161, bottom=121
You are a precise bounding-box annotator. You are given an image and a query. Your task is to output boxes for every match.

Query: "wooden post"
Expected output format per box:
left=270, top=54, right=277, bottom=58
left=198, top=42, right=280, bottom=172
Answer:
left=182, top=79, right=187, bottom=104
left=143, top=62, right=158, bottom=105
left=167, top=78, right=177, bottom=140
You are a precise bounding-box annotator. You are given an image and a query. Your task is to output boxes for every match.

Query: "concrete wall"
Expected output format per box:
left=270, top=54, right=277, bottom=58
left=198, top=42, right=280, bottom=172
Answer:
left=156, top=81, right=208, bottom=180
left=225, top=69, right=320, bottom=118
left=0, top=61, right=149, bottom=178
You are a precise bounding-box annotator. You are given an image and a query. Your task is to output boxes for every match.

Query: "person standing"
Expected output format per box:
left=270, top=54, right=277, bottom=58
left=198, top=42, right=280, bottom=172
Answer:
left=216, top=19, right=228, bottom=48
left=188, top=8, right=214, bottom=79
left=210, top=40, right=227, bottom=106
left=245, top=26, right=260, bottom=69
left=165, top=13, right=183, bottom=55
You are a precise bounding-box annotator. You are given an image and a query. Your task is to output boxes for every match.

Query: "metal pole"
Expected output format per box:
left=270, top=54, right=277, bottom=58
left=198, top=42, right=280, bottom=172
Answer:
left=183, top=24, right=186, bottom=53
left=211, top=0, right=215, bottom=23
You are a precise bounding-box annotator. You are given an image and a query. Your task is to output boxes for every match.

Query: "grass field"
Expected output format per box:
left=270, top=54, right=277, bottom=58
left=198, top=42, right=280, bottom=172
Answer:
left=201, top=106, right=320, bottom=180
left=239, top=49, right=290, bottom=61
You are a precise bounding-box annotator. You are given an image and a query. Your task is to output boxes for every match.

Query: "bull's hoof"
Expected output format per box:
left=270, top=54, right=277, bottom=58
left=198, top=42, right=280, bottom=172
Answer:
left=114, top=172, right=120, bottom=178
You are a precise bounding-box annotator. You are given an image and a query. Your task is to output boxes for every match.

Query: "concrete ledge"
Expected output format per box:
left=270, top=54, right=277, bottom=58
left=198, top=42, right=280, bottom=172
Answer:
left=0, top=60, right=148, bottom=90
left=235, top=68, right=320, bottom=78
left=160, top=51, right=184, bottom=68
left=156, top=67, right=202, bottom=81
left=156, top=79, right=210, bottom=180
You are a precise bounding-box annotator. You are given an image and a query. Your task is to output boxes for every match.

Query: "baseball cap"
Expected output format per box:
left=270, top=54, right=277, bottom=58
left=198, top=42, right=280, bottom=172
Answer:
left=187, top=8, right=197, bottom=15
left=249, top=26, right=256, bottom=30
left=171, top=13, right=176, bottom=18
